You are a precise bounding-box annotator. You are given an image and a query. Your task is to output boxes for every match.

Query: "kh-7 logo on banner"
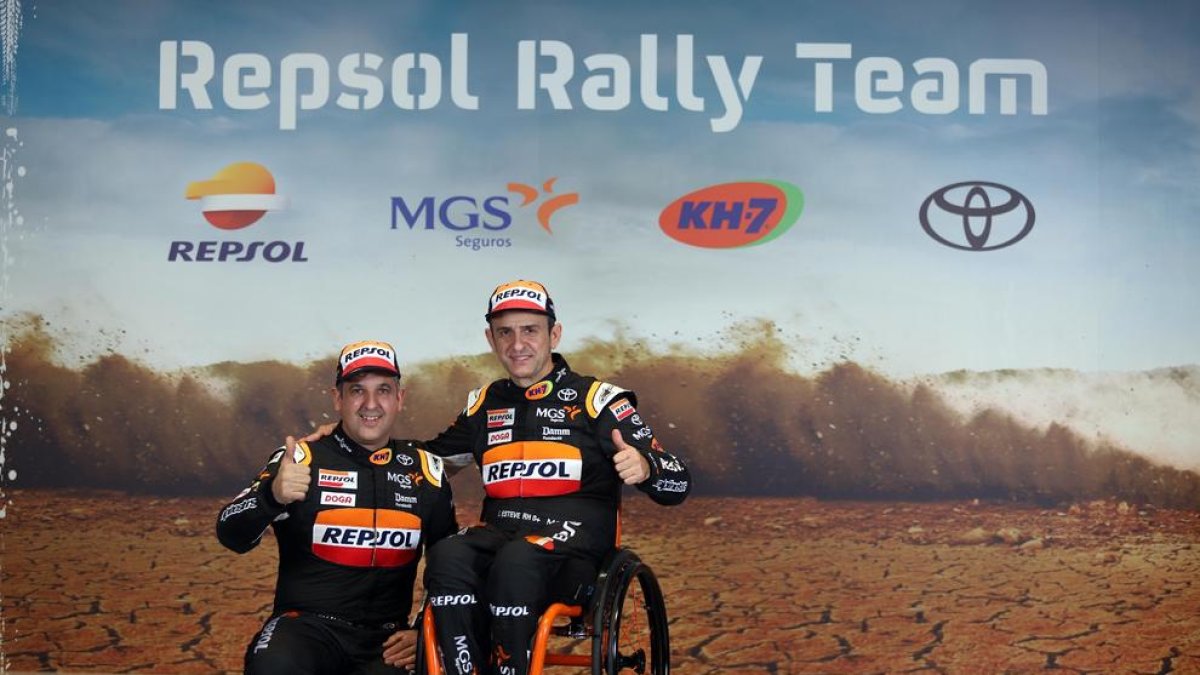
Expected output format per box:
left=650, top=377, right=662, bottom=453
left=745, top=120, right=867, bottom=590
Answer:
left=659, top=180, right=804, bottom=249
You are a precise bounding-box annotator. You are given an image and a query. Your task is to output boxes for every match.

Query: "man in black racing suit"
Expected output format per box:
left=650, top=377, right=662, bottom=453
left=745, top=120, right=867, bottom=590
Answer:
left=217, top=340, right=456, bottom=674
left=422, top=280, right=692, bottom=675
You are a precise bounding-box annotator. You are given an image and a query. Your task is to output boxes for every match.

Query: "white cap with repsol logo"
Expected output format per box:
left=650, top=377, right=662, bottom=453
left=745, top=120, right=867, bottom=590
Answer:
left=485, top=279, right=556, bottom=321
left=336, top=340, right=401, bottom=384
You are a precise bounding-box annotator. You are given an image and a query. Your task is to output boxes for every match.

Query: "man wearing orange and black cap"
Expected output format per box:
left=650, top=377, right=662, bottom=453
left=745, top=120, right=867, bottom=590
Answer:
left=217, top=341, right=457, bottom=674
left=422, top=280, right=692, bottom=675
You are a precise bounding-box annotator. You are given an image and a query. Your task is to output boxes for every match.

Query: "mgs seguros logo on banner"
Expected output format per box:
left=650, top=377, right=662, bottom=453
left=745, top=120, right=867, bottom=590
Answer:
left=389, top=178, right=579, bottom=252
left=170, top=161, right=308, bottom=263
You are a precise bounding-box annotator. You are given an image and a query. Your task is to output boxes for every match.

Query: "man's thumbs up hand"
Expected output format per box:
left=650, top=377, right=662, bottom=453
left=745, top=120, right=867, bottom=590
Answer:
left=612, top=429, right=650, bottom=485
left=271, top=436, right=311, bottom=505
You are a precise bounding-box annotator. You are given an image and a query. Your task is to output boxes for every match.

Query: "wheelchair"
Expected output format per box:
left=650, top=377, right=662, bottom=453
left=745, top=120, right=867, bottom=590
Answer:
left=416, top=546, right=671, bottom=675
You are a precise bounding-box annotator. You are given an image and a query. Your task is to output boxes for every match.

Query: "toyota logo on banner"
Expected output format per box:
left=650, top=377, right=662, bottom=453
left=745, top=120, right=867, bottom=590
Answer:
left=918, top=181, right=1035, bottom=251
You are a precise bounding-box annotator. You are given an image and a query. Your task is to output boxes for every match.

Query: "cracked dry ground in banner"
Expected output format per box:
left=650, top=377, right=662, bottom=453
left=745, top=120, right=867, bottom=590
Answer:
left=3, top=490, right=1199, bottom=673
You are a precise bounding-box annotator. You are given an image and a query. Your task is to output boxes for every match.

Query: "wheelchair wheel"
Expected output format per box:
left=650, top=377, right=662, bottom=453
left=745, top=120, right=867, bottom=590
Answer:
left=591, top=551, right=670, bottom=675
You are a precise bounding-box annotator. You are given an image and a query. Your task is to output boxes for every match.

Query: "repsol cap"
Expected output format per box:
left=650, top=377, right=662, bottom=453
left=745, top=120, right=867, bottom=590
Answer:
left=485, top=279, right=556, bottom=321
left=336, top=340, right=401, bottom=384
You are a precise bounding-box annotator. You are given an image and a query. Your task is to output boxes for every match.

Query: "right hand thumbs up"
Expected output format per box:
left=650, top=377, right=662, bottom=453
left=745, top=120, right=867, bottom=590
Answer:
left=272, top=436, right=311, bottom=505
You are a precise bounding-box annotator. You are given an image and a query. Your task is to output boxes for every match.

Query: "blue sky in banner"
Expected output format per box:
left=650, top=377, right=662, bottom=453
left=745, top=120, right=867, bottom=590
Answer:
left=4, top=0, right=1199, bottom=376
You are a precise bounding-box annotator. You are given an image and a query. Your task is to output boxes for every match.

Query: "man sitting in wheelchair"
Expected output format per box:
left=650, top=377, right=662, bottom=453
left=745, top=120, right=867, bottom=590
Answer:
left=423, top=280, right=692, bottom=675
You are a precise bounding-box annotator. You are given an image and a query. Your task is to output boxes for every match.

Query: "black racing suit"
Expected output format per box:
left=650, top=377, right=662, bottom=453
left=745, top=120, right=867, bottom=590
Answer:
left=423, top=354, right=691, bottom=675
left=217, top=427, right=457, bottom=674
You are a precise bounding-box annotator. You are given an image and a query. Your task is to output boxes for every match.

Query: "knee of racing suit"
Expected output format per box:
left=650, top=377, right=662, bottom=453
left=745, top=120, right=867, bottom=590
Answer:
left=425, top=535, right=485, bottom=595
left=426, top=537, right=488, bottom=675
left=244, top=614, right=332, bottom=675
left=484, top=540, right=561, bottom=675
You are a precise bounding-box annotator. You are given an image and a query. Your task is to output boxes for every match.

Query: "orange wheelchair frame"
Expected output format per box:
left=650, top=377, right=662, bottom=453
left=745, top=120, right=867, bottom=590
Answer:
left=416, top=547, right=670, bottom=675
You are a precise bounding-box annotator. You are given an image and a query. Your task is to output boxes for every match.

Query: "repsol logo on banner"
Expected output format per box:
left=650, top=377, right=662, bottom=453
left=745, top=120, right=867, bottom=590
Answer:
left=659, top=180, right=804, bottom=249
left=390, top=179, right=578, bottom=252
left=172, top=162, right=308, bottom=263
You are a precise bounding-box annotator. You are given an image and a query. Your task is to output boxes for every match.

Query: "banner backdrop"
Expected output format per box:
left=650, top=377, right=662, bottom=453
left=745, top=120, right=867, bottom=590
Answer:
left=2, top=1, right=1199, bottom=672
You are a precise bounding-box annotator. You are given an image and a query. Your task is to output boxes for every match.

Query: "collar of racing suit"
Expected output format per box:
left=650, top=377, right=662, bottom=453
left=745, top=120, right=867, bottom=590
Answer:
left=502, top=352, right=573, bottom=394
left=330, top=423, right=385, bottom=457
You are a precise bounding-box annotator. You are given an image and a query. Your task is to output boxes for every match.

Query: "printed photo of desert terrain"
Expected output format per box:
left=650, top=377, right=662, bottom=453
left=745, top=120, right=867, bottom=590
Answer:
left=3, top=319, right=1198, bottom=673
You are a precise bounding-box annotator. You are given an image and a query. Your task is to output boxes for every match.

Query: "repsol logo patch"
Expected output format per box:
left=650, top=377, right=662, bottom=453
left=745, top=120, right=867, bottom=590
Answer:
left=311, top=508, right=422, bottom=568
left=486, top=460, right=575, bottom=481
left=487, top=408, right=515, bottom=428
left=318, top=469, right=358, bottom=489
left=318, top=526, right=415, bottom=547
left=341, top=344, right=394, bottom=366
left=490, top=604, right=531, bottom=617
left=493, top=287, right=544, bottom=304
left=430, top=594, right=477, bottom=606
left=482, top=442, right=582, bottom=499
left=609, top=400, right=634, bottom=421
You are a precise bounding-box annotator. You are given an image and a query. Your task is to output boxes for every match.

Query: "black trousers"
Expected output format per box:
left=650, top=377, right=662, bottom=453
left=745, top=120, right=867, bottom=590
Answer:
left=424, top=524, right=602, bottom=675
left=243, top=610, right=410, bottom=675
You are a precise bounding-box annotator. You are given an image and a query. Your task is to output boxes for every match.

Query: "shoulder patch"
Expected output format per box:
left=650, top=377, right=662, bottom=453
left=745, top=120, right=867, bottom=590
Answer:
left=293, top=441, right=313, bottom=466
left=586, top=381, right=629, bottom=418
left=418, top=450, right=445, bottom=488
left=464, top=384, right=491, bottom=417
